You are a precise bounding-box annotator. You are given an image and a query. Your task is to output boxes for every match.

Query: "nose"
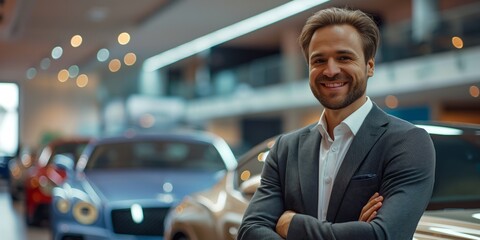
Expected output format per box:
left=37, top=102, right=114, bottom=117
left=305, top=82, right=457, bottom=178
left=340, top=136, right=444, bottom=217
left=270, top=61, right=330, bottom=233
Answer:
left=323, top=59, right=340, bottom=78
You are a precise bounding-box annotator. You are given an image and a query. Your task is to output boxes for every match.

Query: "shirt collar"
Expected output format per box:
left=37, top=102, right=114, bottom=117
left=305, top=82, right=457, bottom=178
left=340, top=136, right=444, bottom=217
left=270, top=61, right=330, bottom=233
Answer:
left=316, top=97, right=373, bottom=136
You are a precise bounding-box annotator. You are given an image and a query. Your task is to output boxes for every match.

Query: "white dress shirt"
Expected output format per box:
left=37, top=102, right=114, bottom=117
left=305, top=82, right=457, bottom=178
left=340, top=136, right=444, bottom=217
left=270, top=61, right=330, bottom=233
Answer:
left=316, top=97, right=373, bottom=220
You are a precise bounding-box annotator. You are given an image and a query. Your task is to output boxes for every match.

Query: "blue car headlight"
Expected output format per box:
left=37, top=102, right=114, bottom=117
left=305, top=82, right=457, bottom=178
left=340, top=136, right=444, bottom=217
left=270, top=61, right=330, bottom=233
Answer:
left=72, top=201, right=98, bottom=225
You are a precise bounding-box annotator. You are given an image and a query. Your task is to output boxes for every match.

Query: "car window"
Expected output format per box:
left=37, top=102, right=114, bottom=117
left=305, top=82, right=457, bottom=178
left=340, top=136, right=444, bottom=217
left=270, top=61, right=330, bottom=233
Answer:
left=428, top=133, right=480, bottom=210
left=85, top=140, right=226, bottom=171
left=235, top=146, right=271, bottom=190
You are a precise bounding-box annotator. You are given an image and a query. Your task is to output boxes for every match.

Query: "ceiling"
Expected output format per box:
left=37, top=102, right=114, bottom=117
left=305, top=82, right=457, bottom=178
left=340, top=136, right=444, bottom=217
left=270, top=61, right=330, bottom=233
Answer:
left=0, top=0, right=402, bottom=83
left=0, top=0, right=310, bottom=82
left=1, top=0, right=476, bottom=84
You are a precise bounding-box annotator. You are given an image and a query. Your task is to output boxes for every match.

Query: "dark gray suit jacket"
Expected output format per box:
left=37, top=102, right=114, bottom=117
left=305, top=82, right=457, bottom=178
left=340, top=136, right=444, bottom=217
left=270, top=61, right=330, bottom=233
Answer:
left=238, top=104, right=435, bottom=240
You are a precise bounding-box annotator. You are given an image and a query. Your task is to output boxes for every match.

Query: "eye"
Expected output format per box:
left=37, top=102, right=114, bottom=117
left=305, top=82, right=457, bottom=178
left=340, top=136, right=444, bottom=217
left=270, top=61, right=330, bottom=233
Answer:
left=338, top=56, right=352, bottom=61
left=312, top=58, right=326, bottom=64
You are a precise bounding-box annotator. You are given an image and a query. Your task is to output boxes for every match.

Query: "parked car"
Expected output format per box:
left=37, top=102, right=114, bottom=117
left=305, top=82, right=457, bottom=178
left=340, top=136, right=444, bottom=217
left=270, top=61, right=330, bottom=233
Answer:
left=8, top=146, right=37, bottom=200
left=50, top=131, right=237, bottom=240
left=24, top=138, right=90, bottom=226
left=164, top=122, right=480, bottom=240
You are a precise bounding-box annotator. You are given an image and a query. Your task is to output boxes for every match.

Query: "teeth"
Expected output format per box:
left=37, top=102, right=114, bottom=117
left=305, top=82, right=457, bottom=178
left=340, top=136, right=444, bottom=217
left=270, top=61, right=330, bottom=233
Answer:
left=324, top=82, right=345, bottom=87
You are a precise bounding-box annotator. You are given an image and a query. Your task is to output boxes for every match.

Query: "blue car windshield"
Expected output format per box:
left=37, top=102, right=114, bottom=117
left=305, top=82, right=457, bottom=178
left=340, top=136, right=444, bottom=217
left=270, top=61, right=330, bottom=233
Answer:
left=84, top=140, right=226, bottom=171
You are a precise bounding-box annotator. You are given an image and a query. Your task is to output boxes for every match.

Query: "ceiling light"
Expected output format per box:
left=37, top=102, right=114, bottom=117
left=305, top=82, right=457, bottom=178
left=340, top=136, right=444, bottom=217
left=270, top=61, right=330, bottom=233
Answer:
left=71, top=35, right=83, bottom=48
left=76, top=74, right=89, bottom=88
left=97, top=48, right=110, bottom=62
left=118, top=32, right=131, bottom=45
left=142, top=0, right=330, bottom=72
left=51, top=46, right=63, bottom=60
left=26, top=68, right=37, bottom=80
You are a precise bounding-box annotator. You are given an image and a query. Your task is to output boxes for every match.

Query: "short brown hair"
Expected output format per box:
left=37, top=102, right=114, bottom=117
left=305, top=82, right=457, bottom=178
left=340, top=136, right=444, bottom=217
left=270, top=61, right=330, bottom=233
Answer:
left=299, top=7, right=380, bottom=63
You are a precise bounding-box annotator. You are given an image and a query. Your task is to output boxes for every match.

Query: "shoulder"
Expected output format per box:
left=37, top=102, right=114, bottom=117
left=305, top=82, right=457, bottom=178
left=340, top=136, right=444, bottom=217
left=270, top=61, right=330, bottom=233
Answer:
left=278, top=123, right=316, bottom=142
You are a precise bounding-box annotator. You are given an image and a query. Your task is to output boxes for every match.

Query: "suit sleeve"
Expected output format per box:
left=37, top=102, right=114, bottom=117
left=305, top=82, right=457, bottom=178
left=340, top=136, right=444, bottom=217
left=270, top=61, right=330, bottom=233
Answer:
left=237, top=135, right=286, bottom=239
left=286, top=127, right=436, bottom=240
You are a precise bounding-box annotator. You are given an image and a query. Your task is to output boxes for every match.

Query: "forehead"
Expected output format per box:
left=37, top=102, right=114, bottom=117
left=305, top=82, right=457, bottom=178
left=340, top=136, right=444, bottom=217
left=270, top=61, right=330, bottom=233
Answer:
left=308, top=24, right=364, bottom=57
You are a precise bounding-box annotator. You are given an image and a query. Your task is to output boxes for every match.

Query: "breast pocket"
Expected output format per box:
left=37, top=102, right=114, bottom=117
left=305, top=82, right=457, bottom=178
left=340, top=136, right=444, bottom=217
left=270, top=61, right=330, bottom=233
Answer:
left=336, top=174, right=380, bottom=221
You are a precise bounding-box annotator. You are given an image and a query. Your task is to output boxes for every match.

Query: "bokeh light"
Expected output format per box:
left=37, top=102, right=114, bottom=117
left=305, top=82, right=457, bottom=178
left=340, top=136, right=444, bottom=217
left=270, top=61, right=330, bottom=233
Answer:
left=108, top=59, right=121, bottom=72
left=71, top=35, right=83, bottom=47
left=76, top=74, right=88, bottom=88
left=26, top=68, right=37, bottom=80
left=40, top=58, right=51, bottom=70
left=451, top=36, right=464, bottom=49
left=385, top=95, right=399, bottom=109
left=118, top=32, right=130, bottom=45
left=139, top=113, right=155, bottom=128
left=240, top=170, right=251, bottom=181
left=97, top=48, right=110, bottom=62
left=57, top=69, right=69, bottom=82
left=469, top=85, right=479, bottom=98
left=124, top=52, right=137, bottom=66
left=51, top=46, right=63, bottom=59
left=68, top=65, right=80, bottom=78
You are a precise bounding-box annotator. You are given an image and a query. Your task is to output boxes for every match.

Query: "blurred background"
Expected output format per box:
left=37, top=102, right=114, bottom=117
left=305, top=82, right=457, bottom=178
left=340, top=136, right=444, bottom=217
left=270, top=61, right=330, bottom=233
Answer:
left=1, top=0, right=479, bottom=155
left=0, top=0, right=479, bottom=238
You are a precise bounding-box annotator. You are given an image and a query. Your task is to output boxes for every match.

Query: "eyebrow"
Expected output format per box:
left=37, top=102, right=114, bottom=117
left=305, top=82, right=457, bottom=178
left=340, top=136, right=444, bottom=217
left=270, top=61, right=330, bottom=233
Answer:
left=310, top=50, right=357, bottom=60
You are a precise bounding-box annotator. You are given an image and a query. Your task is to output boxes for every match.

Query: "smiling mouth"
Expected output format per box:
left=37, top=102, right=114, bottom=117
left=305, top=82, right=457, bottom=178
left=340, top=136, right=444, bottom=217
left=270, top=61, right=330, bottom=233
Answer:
left=322, top=82, right=346, bottom=88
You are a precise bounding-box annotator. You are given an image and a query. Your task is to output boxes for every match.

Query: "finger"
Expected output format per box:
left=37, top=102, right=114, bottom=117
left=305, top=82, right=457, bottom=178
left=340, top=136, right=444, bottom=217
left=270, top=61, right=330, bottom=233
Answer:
left=360, top=201, right=382, bottom=221
left=361, top=194, right=382, bottom=214
left=366, top=211, right=377, bottom=222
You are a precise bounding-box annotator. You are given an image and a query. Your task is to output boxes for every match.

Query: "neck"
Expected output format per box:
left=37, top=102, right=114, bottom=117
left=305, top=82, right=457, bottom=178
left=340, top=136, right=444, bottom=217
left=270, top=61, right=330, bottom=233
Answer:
left=324, top=96, right=367, bottom=137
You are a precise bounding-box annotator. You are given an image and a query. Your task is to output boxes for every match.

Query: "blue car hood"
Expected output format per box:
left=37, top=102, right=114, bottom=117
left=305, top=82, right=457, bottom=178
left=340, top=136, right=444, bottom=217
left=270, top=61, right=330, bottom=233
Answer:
left=83, top=170, right=223, bottom=203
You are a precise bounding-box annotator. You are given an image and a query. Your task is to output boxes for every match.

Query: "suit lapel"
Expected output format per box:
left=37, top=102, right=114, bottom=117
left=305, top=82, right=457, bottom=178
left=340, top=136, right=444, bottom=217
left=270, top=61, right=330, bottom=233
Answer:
left=326, top=104, right=389, bottom=221
left=298, top=126, right=321, bottom=217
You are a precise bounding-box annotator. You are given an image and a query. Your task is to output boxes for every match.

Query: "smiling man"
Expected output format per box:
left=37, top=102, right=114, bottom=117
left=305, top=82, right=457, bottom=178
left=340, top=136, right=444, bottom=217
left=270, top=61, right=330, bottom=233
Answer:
left=238, top=7, right=435, bottom=240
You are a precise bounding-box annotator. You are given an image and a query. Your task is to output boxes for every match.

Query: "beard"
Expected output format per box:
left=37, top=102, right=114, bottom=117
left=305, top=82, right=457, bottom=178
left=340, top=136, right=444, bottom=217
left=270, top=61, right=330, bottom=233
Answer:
left=310, top=74, right=367, bottom=110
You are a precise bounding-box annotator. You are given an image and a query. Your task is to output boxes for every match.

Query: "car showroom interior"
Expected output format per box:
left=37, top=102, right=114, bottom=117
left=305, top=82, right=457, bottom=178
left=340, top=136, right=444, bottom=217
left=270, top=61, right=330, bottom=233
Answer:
left=0, top=0, right=479, bottom=239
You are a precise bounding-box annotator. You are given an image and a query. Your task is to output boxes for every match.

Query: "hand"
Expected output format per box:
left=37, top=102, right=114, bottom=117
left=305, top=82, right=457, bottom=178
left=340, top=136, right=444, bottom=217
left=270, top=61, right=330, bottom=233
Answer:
left=276, top=210, right=296, bottom=238
left=359, top=192, right=383, bottom=222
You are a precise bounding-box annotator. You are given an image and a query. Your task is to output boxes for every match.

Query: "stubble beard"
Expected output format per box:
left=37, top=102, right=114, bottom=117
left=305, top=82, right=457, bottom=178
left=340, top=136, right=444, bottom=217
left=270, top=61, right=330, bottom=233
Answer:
left=310, top=77, right=366, bottom=110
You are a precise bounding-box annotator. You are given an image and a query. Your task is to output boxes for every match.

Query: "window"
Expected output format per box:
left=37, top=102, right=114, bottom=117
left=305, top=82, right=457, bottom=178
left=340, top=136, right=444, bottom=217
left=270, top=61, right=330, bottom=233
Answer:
left=0, top=82, right=19, bottom=157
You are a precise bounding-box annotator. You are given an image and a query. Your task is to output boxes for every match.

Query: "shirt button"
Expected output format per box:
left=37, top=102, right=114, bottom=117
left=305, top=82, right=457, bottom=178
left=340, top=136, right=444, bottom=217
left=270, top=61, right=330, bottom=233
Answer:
left=331, top=146, right=338, bottom=152
left=325, top=177, right=332, bottom=184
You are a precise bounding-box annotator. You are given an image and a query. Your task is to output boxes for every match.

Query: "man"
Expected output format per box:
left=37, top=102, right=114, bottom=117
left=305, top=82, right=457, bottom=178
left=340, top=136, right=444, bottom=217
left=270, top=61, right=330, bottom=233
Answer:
left=237, top=7, right=435, bottom=240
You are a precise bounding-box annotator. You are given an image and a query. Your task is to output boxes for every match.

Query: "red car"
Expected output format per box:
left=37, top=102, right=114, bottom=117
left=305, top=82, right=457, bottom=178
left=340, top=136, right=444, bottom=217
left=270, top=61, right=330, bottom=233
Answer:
left=24, top=138, right=90, bottom=226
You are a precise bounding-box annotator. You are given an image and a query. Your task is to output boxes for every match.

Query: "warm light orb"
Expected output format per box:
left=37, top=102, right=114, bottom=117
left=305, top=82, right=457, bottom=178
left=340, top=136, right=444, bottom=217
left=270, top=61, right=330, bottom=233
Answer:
left=108, top=59, right=121, bottom=72
left=385, top=95, right=399, bottom=109
left=469, top=85, right=479, bottom=98
left=452, top=36, right=464, bottom=49
left=240, top=170, right=251, bottom=181
left=76, top=74, right=88, bottom=88
left=118, top=32, right=131, bottom=45
left=124, top=52, right=137, bottom=66
left=71, top=35, right=83, bottom=47
left=58, top=69, right=70, bottom=82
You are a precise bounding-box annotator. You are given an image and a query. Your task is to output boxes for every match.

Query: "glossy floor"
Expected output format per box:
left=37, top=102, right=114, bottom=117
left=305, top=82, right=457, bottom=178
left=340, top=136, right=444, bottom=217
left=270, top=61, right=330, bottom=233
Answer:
left=0, top=180, right=49, bottom=240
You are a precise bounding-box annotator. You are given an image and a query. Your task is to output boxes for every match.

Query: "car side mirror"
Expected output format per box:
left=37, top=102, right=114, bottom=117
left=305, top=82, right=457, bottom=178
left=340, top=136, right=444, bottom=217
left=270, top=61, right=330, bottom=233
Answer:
left=239, top=175, right=261, bottom=197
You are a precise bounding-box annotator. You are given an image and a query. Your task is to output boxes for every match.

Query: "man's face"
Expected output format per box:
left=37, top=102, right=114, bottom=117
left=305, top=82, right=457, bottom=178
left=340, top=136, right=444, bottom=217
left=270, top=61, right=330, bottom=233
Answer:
left=308, top=24, right=374, bottom=110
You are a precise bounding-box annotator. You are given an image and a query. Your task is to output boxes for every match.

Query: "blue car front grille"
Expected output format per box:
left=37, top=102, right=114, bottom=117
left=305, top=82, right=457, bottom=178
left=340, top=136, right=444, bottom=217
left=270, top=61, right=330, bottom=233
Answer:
left=111, top=207, right=169, bottom=236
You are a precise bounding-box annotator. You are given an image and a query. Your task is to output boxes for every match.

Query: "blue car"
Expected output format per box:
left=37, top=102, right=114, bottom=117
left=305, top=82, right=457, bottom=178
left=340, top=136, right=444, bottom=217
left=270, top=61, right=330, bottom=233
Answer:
left=50, top=131, right=237, bottom=240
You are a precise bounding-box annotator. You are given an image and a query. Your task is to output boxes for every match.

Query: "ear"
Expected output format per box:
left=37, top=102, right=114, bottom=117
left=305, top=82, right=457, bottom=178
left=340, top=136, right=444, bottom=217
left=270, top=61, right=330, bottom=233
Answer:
left=367, top=58, right=375, bottom=77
